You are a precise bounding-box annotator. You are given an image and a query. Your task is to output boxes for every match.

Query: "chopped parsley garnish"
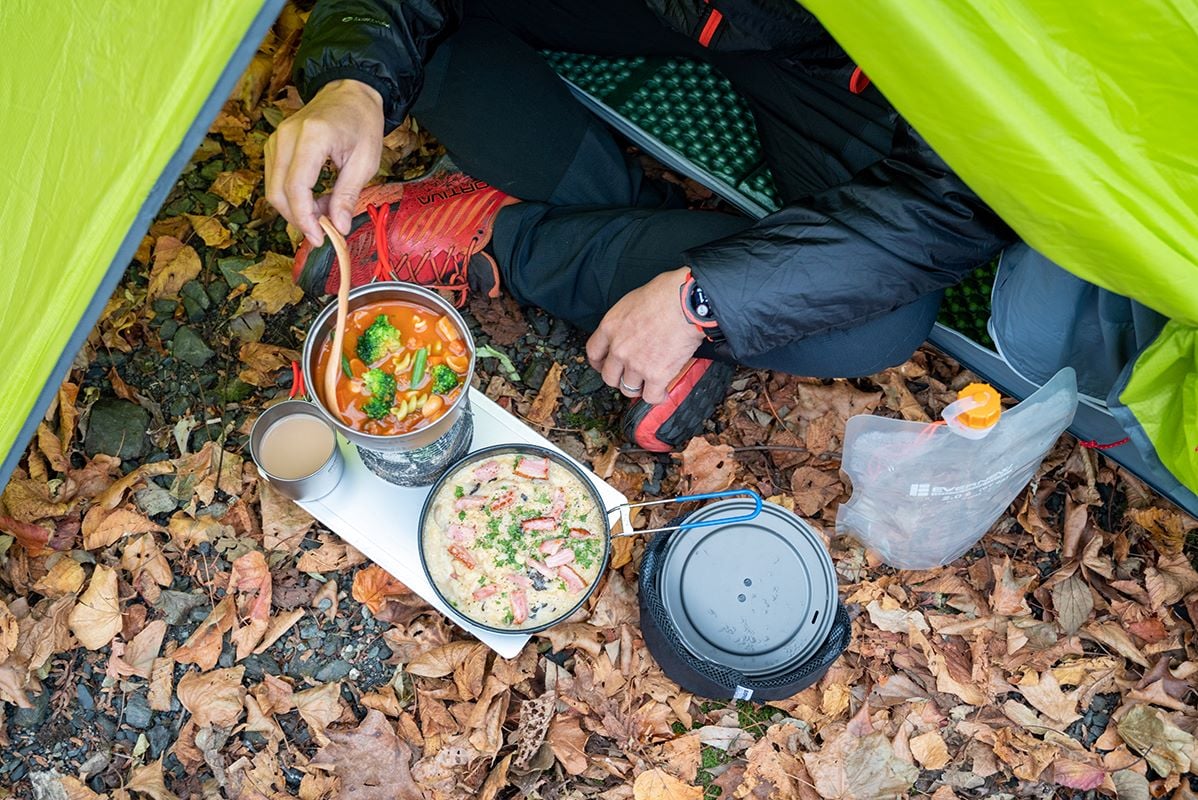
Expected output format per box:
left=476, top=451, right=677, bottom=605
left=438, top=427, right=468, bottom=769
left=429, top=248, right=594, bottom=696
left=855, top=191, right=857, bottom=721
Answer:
left=454, top=485, right=465, bottom=498
left=572, top=537, right=601, bottom=569
left=458, top=510, right=467, bottom=521
left=502, top=609, right=514, bottom=624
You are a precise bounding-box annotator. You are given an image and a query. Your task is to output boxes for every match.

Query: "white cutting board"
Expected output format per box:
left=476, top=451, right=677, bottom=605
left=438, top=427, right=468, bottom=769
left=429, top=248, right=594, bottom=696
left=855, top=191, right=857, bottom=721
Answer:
left=298, top=389, right=629, bottom=658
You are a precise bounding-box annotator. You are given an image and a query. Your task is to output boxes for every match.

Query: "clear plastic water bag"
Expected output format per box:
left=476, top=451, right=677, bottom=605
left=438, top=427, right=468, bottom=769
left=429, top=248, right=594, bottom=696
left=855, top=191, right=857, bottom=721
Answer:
left=836, top=368, right=1078, bottom=569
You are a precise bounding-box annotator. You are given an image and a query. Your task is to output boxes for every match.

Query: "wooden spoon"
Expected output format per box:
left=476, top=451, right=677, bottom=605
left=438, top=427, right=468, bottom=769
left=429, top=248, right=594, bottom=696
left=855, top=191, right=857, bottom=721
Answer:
left=318, top=216, right=351, bottom=424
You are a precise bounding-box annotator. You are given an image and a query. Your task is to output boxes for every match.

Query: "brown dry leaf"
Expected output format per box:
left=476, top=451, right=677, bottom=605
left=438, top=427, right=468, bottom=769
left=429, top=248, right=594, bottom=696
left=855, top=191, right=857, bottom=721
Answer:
left=1051, top=572, right=1093, bottom=634
left=351, top=564, right=412, bottom=614
left=468, top=292, right=528, bottom=346
left=633, top=768, right=703, bottom=800
left=238, top=252, right=303, bottom=315
left=2, top=479, right=73, bottom=523
left=407, top=640, right=485, bottom=678
left=1116, top=704, right=1197, bottom=776
left=676, top=437, right=737, bottom=494
left=147, top=237, right=202, bottom=301
left=312, top=578, right=339, bottom=623
left=297, top=534, right=367, bottom=573
left=177, top=666, right=246, bottom=729
left=1125, top=506, right=1195, bottom=554
left=148, top=657, right=174, bottom=711
left=909, top=730, right=950, bottom=770
left=547, top=715, right=590, bottom=776
left=866, top=598, right=929, bottom=634
left=58, top=381, right=80, bottom=453
left=125, top=758, right=180, bottom=800
left=803, top=728, right=919, bottom=800
left=95, top=461, right=174, bottom=511
left=31, top=557, right=85, bottom=597
left=123, top=620, right=167, bottom=679
left=185, top=214, right=232, bottom=248
left=210, top=169, right=260, bottom=206
left=228, top=550, right=272, bottom=659
left=0, top=515, right=53, bottom=553
left=82, top=506, right=161, bottom=550
left=536, top=623, right=605, bottom=658
left=1145, top=554, right=1198, bottom=610
left=791, top=465, right=841, bottom=517
left=238, top=342, right=302, bottom=387
left=294, top=681, right=345, bottom=747
left=1082, top=621, right=1149, bottom=668
left=526, top=362, right=563, bottom=427
left=991, top=726, right=1060, bottom=781
left=37, top=422, right=69, bottom=473
left=252, top=608, right=305, bottom=655
left=879, top=370, right=930, bottom=422
left=311, top=709, right=423, bottom=800
left=68, top=565, right=122, bottom=650
left=121, top=534, right=173, bottom=588
left=991, top=556, right=1034, bottom=616
left=512, top=690, right=556, bottom=769
left=1018, top=670, right=1081, bottom=727
left=657, top=732, right=701, bottom=783
left=56, top=776, right=104, bottom=800
left=260, top=480, right=316, bottom=553
left=173, top=595, right=235, bottom=670
left=1051, top=758, right=1107, bottom=791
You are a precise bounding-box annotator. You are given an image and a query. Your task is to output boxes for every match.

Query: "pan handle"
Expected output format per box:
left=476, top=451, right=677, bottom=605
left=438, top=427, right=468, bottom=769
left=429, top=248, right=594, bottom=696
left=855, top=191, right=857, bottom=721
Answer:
left=608, top=489, right=763, bottom=537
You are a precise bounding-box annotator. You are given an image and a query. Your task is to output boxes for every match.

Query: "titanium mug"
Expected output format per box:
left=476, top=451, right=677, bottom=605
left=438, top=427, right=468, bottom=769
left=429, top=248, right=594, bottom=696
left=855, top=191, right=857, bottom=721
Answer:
left=249, top=400, right=345, bottom=502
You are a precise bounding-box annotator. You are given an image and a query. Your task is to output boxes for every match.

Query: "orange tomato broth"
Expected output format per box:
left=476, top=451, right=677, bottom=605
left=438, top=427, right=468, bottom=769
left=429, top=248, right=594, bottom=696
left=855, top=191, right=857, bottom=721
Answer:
left=315, top=299, right=470, bottom=435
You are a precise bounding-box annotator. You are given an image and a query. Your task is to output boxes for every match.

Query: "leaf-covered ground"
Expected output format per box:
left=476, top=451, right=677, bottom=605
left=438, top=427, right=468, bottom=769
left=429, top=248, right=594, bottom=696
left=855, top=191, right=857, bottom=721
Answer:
left=2, top=6, right=1197, bottom=800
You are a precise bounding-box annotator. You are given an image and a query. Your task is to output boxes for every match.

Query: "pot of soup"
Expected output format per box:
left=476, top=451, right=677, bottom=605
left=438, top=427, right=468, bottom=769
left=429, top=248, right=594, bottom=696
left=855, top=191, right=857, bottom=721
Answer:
left=302, top=282, right=476, bottom=485
left=418, top=444, right=761, bottom=633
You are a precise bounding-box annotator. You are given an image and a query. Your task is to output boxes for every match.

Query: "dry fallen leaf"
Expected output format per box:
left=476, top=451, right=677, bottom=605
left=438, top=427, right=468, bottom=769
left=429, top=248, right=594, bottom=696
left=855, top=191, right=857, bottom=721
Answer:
left=1051, top=758, right=1106, bottom=791
left=294, top=681, right=345, bottom=747
left=31, top=557, right=85, bottom=597
left=125, top=758, right=180, bottom=800
left=185, top=214, right=232, bottom=248
left=633, top=768, right=703, bottom=800
left=803, top=728, right=919, bottom=800
left=311, top=709, right=423, bottom=800
left=172, top=595, right=235, bottom=670
left=526, top=362, right=563, bottom=428
left=177, top=666, right=246, bottom=729
left=676, top=437, right=738, bottom=494
left=1051, top=572, right=1093, bottom=634
left=407, top=641, right=485, bottom=678
left=237, top=252, right=303, bottom=316
left=260, top=480, right=316, bottom=553
left=1116, top=704, right=1197, bottom=776
left=351, top=564, right=411, bottom=615
left=909, top=730, right=950, bottom=770
left=148, top=237, right=202, bottom=301
left=547, top=715, right=590, bottom=776
left=68, top=565, right=122, bottom=650
left=209, top=169, right=260, bottom=206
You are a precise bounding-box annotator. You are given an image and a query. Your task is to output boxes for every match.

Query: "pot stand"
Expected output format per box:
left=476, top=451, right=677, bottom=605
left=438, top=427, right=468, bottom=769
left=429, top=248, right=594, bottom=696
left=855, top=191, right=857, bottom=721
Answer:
left=296, top=389, right=629, bottom=658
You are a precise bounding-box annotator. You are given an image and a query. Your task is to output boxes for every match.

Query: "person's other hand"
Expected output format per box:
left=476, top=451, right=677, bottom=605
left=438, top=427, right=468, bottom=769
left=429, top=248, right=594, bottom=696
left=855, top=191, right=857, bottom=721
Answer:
left=586, top=267, right=705, bottom=405
left=264, top=79, right=384, bottom=247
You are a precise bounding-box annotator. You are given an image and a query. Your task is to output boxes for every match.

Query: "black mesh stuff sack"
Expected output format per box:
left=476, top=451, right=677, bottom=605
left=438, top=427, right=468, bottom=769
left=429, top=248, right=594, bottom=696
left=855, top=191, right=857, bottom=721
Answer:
left=637, top=511, right=851, bottom=702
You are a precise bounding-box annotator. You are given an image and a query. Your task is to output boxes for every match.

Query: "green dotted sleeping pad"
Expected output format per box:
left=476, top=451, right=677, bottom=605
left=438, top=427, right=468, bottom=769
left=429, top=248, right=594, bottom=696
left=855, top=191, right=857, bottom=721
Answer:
left=543, top=51, right=995, bottom=345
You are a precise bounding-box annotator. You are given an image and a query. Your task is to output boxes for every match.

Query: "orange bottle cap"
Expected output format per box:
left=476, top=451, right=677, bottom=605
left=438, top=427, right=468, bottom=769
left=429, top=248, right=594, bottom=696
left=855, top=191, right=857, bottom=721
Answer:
left=955, top=383, right=1002, bottom=430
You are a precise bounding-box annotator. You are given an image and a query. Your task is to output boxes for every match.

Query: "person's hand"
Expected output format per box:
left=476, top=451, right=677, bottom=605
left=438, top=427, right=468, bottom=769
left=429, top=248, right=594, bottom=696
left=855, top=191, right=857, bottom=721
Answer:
left=264, top=79, right=385, bottom=247
left=586, top=267, right=706, bottom=405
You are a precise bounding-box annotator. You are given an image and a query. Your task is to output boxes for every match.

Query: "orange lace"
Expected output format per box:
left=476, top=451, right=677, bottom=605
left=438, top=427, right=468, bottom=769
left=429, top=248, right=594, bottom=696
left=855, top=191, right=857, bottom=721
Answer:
left=368, top=203, right=483, bottom=307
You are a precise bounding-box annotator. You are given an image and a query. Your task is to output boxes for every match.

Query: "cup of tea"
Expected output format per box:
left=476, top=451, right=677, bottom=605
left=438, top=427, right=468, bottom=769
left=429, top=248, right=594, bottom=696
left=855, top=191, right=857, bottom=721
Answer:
left=250, top=401, right=344, bottom=502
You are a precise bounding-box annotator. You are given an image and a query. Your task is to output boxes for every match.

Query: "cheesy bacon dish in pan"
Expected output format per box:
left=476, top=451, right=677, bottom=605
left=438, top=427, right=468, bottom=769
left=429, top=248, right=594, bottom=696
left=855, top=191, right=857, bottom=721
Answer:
left=423, top=453, right=605, bottom=629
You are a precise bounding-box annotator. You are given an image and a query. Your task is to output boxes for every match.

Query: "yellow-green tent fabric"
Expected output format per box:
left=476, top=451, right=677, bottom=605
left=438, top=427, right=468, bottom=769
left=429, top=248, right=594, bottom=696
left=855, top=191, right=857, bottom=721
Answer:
left=1, top=0, right=1196, bottom=496
left=0, top=1, right=282, bottom=484
left=805, top=0, right=1198, bottom=491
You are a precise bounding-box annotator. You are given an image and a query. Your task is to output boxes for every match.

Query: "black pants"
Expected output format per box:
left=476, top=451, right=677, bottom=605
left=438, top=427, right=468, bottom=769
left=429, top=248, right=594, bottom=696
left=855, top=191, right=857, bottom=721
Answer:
left=410, top=0, right=942, bottom=378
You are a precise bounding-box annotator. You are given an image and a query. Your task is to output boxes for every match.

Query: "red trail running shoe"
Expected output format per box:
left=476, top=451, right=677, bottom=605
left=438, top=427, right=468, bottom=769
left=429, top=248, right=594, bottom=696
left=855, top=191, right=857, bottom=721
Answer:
left=292, top=169, right=518, bottom=306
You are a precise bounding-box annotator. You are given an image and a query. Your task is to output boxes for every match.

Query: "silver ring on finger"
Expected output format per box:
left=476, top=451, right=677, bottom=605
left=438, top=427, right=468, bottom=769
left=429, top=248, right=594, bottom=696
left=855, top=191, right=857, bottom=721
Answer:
left=619, top=379, right=644, bottom=395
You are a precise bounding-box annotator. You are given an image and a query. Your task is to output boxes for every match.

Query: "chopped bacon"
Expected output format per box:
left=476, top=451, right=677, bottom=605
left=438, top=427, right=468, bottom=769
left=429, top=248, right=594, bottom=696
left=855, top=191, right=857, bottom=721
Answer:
left=525, top=558, right=555, bottom=579
left=489, top=489, right=516, bottom=512
left=472, top=460, right=501, bottom=482
left=539, top=538, right=564, bottom=556
left=447, top=544, right=476, bottom=570
left=447, top=523, right=475, bottom=544
left=521, top=516, right=558, bottom=532
left=454, top=495, right=487, bottom=511
left=558, top=565, right=586, bottom=592
left=514, top=456, right=549, bottom=480
left=545, top=548, right=575, bottom=568
left=569, top=527, right=593, bottom=539
left=548, top=488, right=566, bottom=519
left=510, top=589, right=529, bottom=624
left=472, top=584, right=498, bottom=601
left=507, top=572, right=532, bottom=589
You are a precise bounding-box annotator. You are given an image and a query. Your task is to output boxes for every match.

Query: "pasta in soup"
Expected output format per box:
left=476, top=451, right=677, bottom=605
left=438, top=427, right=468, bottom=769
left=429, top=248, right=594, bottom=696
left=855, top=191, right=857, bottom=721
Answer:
left=314, top=300, right=469, bottom=435
left=423, top=453, right=605, bottom=630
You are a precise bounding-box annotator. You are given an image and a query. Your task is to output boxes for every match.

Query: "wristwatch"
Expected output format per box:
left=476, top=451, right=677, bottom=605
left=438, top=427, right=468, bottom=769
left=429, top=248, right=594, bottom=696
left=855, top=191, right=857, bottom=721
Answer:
left=679, top=269, right=726, bottom=344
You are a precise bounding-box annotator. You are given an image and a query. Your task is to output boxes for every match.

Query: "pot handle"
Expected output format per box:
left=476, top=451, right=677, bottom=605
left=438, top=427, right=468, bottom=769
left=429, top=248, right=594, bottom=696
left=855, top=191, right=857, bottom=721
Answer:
left=607, top=489, right=762, bottom=537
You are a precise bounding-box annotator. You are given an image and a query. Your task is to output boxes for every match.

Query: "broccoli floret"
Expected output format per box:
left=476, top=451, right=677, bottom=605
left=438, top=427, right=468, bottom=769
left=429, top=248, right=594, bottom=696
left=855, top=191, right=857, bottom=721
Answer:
left=355, top=315, right=402, bottom=364
left=361, top=368, right=397, bottom=420
left=431, top=363, right=460, bottom=394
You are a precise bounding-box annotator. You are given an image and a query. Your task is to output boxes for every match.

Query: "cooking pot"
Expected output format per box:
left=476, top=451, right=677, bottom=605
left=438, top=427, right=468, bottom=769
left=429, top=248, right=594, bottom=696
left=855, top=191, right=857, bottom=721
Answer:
left=418, top=443, right=761, bottom=634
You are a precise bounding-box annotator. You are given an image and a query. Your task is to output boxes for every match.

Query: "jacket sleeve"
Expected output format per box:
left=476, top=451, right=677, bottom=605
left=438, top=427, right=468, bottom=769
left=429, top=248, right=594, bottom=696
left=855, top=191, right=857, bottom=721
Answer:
left=293, top=0, right=459, bottom=131
left=687, top=124, right=1016, bottom=361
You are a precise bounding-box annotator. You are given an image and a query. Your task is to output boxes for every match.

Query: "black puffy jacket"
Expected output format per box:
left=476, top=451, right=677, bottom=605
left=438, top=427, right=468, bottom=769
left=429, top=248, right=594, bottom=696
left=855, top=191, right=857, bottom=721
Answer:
left=294, top=0, right=1014, bottom=361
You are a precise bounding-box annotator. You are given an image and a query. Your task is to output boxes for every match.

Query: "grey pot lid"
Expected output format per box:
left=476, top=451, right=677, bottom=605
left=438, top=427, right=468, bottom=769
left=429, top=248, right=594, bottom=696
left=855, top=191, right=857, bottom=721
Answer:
left=659, top=499, right=837, bottom=676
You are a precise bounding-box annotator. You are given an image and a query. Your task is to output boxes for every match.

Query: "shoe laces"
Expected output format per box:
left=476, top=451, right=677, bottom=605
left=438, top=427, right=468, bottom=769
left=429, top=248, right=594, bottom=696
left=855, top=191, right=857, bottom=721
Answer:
left=367, top=203, right=483, bottom=307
